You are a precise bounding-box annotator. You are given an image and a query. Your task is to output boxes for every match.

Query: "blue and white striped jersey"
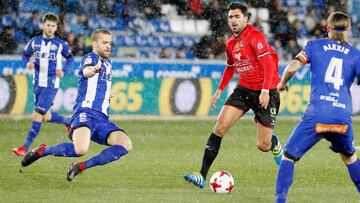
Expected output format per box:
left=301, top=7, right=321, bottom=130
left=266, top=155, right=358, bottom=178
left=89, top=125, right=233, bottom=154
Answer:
left=73, top=52, right=112, bottom=116
left=23, top=35, right=74, bottom=89
left=302, top=38, right=360, bottom=119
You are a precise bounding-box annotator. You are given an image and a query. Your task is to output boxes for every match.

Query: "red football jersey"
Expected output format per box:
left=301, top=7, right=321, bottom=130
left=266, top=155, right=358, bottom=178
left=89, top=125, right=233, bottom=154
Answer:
left=225, top=24, right=280, bottom=90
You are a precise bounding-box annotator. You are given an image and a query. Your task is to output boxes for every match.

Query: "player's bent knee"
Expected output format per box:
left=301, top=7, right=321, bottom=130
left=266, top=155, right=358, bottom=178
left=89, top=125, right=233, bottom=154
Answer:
left=340, top=153, right=357, bottom=165
left=43, top=113, right=51, bottom=122
left=108, top=131, right=133, bottom=152
left=32, top=111, right=44, bottom=122
left=74, top=146, right=89, bottom=156
left=124, top=139, right=133, bottom=152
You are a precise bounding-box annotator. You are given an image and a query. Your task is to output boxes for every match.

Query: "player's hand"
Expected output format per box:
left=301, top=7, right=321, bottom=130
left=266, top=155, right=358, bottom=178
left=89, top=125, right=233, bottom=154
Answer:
left=89, top=66, right=102, bottom=75
left=259, top=91, right=270, bottom=109
left=211, top=89, right=222, bottom=110
left=84, top=66, right=102, bottom=78
left=277, top=82, right=288, bottom=92
left=26, top=62, right=35, bottom=70
left=93, top=66, right=102, bottom=73
left=56, top=70, right=64, bottom=77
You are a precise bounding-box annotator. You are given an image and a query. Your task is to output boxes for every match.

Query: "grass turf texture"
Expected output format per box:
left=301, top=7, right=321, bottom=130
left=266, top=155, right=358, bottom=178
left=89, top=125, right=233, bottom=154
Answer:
left=0, top=118, right=359, bottom=202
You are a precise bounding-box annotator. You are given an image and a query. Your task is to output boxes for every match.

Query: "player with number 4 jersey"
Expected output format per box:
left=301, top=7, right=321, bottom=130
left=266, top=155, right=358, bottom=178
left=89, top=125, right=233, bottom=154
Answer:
left=275, top=12, right=360, bottom=203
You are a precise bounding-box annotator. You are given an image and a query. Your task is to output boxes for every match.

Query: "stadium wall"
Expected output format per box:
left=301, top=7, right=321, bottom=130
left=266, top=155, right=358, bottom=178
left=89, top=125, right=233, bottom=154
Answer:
left=0, top=57, right=359, bottom=116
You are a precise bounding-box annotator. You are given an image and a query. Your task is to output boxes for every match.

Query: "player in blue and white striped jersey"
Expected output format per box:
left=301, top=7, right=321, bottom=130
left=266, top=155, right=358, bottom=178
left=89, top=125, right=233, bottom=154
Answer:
left=12, top=13, right=74, bottom=157
left=275, top=12, right=360, bottom=202
left=21, top=29, right=133, bottom=182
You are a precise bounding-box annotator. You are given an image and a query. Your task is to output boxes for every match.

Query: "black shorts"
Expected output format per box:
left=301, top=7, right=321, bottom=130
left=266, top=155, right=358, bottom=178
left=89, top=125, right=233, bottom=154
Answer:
left=224, top=85, right=280, bottom=129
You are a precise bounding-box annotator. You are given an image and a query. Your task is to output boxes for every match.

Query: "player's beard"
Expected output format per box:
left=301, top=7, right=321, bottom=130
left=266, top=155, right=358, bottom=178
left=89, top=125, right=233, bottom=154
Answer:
left=99, top=49, right=110, bottom=59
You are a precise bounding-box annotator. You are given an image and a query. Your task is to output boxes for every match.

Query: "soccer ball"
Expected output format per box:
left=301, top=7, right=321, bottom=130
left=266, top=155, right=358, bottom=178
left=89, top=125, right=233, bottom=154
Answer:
left=209, top=170, right=234, bottom=194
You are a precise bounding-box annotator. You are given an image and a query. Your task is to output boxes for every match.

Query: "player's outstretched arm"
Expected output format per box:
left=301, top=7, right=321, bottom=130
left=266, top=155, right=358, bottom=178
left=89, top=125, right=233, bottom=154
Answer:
left=83, top=66, right=102, bottom=78
left=277, top=59, right=303, bottom=92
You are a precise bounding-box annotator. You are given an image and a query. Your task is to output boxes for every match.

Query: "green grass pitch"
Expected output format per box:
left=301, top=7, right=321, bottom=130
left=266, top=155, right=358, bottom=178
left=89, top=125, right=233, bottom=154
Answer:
left=0, top=118, right=359, bottom=202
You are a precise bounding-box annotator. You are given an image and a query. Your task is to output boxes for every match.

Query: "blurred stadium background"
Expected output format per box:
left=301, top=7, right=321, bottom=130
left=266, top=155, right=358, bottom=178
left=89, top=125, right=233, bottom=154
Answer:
left=0, top=0, right=359, bottom=117
left=0, top=0, right=360, bottom=202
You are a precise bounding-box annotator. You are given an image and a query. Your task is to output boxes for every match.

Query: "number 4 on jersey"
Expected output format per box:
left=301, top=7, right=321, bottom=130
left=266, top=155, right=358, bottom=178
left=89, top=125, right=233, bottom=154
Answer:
left=325, top=57, right=343, bottom=90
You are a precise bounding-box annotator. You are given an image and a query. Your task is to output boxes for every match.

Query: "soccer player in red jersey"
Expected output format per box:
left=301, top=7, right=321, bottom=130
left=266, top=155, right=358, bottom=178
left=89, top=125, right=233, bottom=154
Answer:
left=184, top=2, right=283, bottom=188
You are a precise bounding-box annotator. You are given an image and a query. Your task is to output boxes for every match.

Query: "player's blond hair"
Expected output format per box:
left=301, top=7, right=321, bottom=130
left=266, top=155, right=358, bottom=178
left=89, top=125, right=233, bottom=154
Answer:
left=327, top=12, right=350, bottom=44
left=91, top=29, right=112, bottom=42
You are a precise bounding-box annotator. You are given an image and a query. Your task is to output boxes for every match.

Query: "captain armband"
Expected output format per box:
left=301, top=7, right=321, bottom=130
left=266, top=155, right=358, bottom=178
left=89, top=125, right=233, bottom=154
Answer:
left=294, top=52, right=308, bottom=65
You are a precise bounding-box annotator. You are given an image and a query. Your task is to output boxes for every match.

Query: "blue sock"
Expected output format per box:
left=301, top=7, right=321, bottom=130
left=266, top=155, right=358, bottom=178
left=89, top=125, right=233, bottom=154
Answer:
left=346, top=159, right=360, bottom=193
left=49, top=111, right=70, bottom=125
left=83, top=145, right=128, bottom=170
left=275, top=159, right=295, bottom=203
left=23, top=121, right=42, bottom=150
left=42, top=142, right=78, bottom=157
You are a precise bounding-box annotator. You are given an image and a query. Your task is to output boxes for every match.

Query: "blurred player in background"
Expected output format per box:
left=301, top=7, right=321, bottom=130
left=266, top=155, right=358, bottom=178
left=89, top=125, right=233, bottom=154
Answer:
left=12, top=12, right=74, bottom=156
left=21, top=29, right=133, bottom=182
left=184, top=2, right=283, bottom=188
left=275, top=12, right=360, bottom=202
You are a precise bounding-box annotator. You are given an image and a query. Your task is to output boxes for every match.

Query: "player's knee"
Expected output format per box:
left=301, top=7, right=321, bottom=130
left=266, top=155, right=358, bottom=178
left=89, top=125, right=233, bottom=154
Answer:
left=124, top=139, right=133, bottom=152
left=340, top=153, right=357, bottom=165
left=43, top=114, right=51, bottom=122
left=118, top=136, right=133, bottom=152
left=108, top=131, right=133, bottom=152
left=32, top=111, right=43, bottom=122
left=74, top=146, right=88, bottom=156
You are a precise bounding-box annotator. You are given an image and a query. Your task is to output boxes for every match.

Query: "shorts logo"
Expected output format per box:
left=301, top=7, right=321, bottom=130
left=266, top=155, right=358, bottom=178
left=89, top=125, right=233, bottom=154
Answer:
left=270, top=107, right=277, bottom=115
left=79, top=113, right=87, bottom=122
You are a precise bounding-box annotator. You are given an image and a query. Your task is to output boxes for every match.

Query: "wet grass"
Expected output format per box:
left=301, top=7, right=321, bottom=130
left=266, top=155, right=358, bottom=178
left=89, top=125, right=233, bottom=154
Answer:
left=0, top=118, right=359, bottom=202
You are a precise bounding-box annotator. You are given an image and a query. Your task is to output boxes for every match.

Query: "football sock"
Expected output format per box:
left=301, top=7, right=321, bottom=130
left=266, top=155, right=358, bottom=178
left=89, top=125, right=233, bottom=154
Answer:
left=270, top=134, right=278, bottom=151
left=23, top=121, right=42, bottom=150
left=49, top=111, right=70, bottom=125
left=200, top=133, right=222, bottom=179
left=275, top=159, right=294, bottom=203
left=346, top=158, right=360, bottom=193
left=42, top=142, right=78, bottom=157
left=82, top=145, right=128, bottom=170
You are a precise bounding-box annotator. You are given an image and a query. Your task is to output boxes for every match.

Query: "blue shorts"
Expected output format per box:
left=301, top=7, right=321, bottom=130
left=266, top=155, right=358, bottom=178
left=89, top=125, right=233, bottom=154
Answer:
left=34, top=87, right=58, bottom=115
left=69, top=108, right=123, bottom=145
left=284, top=115, right=355, bottom=161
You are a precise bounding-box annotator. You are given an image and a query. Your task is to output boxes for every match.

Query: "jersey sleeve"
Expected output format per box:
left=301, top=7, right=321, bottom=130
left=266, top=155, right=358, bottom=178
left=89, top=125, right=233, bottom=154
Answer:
left=61, top=41, right=74, bottom=74
left=61, top=41, right=73, bottom=59
left=226, top=41, right=235, bottom=67
left=218, top=66, right=236, bottom=91
left=249, top=31, right=272, bottom=58
left=250, top=31, right=278, bottom=90
left=22, top=38, right=35, bottom=64
left=300, top=40, right=312, bottom=64
left=80, top=54, right=98, bottom=70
